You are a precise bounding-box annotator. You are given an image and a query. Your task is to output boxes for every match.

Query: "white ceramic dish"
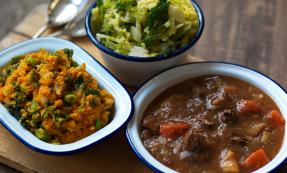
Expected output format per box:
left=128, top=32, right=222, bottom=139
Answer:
left=85, top=0, right=205, bottom=87
left=126, top=62, right=287, bottom=173
left=0, top=38, right=134, bottom=154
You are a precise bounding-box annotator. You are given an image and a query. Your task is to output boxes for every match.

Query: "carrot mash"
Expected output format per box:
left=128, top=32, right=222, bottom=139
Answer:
left=0, top=49, right=114, bottom=144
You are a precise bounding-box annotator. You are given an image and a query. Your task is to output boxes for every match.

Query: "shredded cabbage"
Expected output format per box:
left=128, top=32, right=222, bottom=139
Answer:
left=91, top=0, right=199, bottom=57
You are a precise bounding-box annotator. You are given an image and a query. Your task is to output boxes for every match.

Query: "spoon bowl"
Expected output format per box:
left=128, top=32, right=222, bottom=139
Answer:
left=47, top=0, right=94, bottom=38
left=33, top=0, right=87, bottom=38
left=48, top=0, right=79, bottom=26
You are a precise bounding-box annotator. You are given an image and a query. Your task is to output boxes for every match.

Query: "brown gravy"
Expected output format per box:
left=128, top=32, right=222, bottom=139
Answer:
left=141, top=75, right=285, bottom=173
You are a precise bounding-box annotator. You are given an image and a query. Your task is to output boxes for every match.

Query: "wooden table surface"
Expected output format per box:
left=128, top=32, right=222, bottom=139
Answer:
left=0, top=0, right=287, bottom=172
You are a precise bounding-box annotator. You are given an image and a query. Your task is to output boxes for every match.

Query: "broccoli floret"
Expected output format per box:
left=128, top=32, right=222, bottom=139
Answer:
left=6, top=102, right=23, bottom=120
left=147, top=0, right=169, bottom=32
left=64, top=94, right=78, bottom=105
left=71, top=61, right=78, bottom=67
left=115, top=0, right=137, bottom=11
left=8, top=56, right=22, bottom=65
left=63, top=48, right=73, bottom=57
left=28, top=100, right=40, bottom=113
left=35, top=128, right=50, bottom=142
left=74, top=75, right=84, bottom=89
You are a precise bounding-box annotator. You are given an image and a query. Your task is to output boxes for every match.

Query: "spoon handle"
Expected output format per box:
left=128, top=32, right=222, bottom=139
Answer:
left=47, top=30, right=64, bottom=38
left=32, top=24, right=49, bottom=39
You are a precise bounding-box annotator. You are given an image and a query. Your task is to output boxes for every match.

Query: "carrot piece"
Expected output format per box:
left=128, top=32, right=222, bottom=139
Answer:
left=243, top=149, right=270, bottom=170
left=159, top=121, right=190, bottom=140
left=267, top=110, right=285, bottom=127
left=236, top=100, right=260, bottom=115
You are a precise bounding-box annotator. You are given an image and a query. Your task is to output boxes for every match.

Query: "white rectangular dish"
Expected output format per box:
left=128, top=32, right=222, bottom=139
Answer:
left=0, top=37, right=134, bottom=154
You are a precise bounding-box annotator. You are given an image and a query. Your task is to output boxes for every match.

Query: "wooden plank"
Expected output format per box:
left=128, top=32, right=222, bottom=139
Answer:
left=192, top=0, right=287, bottom=89
left=0, top=0, right=287, bottom=173
left=0, top=124, right=150, bottom=173
left=13, top=4, right=47, bottom=38
left=0, top=33, right=27, bottom=50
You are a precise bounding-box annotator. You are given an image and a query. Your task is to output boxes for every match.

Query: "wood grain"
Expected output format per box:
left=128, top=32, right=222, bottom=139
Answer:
left=193, top=0, right=287, bottom=89
left=0, top=0, right=286, bottom=173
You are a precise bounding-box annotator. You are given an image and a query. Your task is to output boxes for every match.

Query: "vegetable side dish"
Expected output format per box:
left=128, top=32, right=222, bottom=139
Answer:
left=141, top=75, right=285, bottom=173
left=0, top=49, right=114, bottom=144
left=91, top=0, right=199, bottom=57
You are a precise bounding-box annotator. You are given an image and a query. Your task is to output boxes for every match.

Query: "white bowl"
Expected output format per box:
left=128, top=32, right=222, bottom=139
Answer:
left=85, top=1, right=205, bottom=87
left=0, top=38, right=134, bottom=154
left=126, top=62, right=287, bottom=173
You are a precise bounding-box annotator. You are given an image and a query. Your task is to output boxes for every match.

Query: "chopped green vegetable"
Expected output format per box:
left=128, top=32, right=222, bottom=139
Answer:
left=74, top=76, right=84, bottom=88
left=71, top=61, right=79, bottom=67
left=26, top=57, right=37, bottom=67
left=55, top=117, right=65, bottom=127
left=0, top=77, right=5, bottom=84
left=115, top=0, right=137, bottom=11
left=6, top=102, right=22, bottom=120
left=96, top=0, right=104, bottom=15
left=95, top=119, right=102, bottom=130
left=91, top=0, right=199, bottom=57
left=35, top=128, right=50, bottom=142
left=28, top=100, right=39, bottom=113
left=162, top=46, right=174, bottom=57
left=64, top=94, right=78, bottom=104
left=8, top=56, right=21, bottom=65
left=63, top=48, right=73, bottom=57
left=32, top=113, right=41, bottom=121
left=86, top=88, right=100, bottom=96
left=28, top=69, right=39, bottom=85
left=147, top=0, right=169, bottom=32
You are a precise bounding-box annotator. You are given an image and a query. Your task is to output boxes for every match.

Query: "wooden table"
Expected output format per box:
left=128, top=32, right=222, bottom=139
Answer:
left=0, top=0, right=287, bottom=172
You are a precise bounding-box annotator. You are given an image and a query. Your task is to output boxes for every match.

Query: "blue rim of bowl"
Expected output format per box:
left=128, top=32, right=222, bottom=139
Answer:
left=125, top=61, right=287, bottom=173
left=0, top=37, right=135, bottom=155
left=85, top=0, right=205, bottom=62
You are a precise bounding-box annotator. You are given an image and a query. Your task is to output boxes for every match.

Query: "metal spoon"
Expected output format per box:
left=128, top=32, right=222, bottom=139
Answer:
left=47, top=0, right=93, bottom=38
left=33, top=0, right=88, bottom=39
left=47, top=14, right=86, bottom=37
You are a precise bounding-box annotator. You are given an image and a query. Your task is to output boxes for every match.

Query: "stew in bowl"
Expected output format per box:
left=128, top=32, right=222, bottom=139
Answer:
left=141, top=75, right=284, bottom=173
left=126, top=62, right=287, bottom=173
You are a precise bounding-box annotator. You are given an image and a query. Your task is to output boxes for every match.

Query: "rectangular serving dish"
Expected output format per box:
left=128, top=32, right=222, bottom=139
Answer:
left=0, top=38, right=134, bottom=154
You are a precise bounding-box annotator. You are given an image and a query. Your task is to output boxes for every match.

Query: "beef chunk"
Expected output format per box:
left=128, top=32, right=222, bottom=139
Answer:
left=229, top=134, right=249, bottom=147
left=160, top=95, right=189, bottom=117
left=186, top=96, right=205, bottom=113
left=219, top=109, right=237, bottom=125
left=200, top=117, right=215, bottom=129
left=142, top=115, right=160, bottom=134
left=183, top=129, right=213, bottom=151
left=180, top=129, right=214, bottom=162
left=141, top=130, right=152, bottom=140
left=207, top=89, right=229, bottom=110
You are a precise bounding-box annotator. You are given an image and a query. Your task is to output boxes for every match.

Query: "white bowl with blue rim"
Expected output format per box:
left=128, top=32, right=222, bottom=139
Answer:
left=0, top=37, right=134, bottom=154
left=126, top=62, right=287, bottom=173
left=85, top=0, right=205, bottom=87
